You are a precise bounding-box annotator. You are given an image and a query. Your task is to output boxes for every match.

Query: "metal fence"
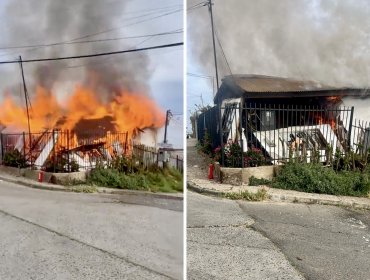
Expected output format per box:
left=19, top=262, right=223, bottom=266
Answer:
left=0, top=130, right=129, bottom=172
left=132, top=144, right=183, bottom=173
left=197, top=106, right=220, bottom=149
left=351, top=119, right=370, bottom=157
left=196, top=103, right=370, bottom=168
left=0, top=130, right=184, bottom=173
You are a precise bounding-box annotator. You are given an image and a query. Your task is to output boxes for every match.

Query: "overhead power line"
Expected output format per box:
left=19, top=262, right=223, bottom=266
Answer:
left=65, top=36, right=154, bottom=68
left=68, top=8, right=183, bottom=43
left=0, top=30, right=183, bottom=51
left=117, top=4, right=183, bottom=15
left=187, top=72, right=213, bottom=79
left=0, top=7, right=183, bottom=59
left=0, top=42, right=183, bottom=64
left=215, top=29, right=233, bottom=77
left=187, top=1, right=208, bottom=11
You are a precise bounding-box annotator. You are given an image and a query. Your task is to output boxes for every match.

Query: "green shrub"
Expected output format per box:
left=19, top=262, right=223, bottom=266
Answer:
left=3, top=149, right=27, bottom=168
left=272, top=163, right=370, bottom=197
left=87, top=168, right=122, bottom=188
left=109, top=155, right=134, bottom=173
left=249, top=176, right=272, bottom=186
left=70, top=159, right=79, bottom=172
left=197, top=131, right=212, bottom=155
left=87, top=167, right=183, bottom=193
left=216, top=141, right=267, bottom=168
left=44, top=157, right=79, bottom=173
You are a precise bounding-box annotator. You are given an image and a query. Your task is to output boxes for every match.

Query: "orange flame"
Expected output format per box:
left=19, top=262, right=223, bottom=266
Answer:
left=0, top=85, right=165, bottom=146
left=314, top=114, right=335, bottom=129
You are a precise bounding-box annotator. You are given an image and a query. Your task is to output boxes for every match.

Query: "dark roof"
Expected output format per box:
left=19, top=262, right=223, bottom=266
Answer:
left=214, top=74, right=369, bottom=103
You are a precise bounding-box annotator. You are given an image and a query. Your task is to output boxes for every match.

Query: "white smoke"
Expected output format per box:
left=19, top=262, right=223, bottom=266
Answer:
left=188, top=0, right=370, bottom=88
left=1, top=0, right=151, bottom=101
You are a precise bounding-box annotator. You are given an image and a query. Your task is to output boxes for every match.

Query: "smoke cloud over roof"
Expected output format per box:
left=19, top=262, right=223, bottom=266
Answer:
left=188, top=0, right=370, bottom=88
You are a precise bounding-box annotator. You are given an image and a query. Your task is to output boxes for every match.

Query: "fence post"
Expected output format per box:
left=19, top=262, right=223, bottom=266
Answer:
left=124, top=132, right=128, bottom=155
left=176, top=154, right=179, bottom=170
left=52, top=130, right=56, bottom=173
left=0, top=133, right=3, bottom=164
left=67, top=130, right=70, bottom=172
left=239, top=102, right=244, bottom=168
left=219, top=104, right=224, bottom=166
left=23, top=132, right=26, bottom=163
left=347, top=106, right=355, bottom=151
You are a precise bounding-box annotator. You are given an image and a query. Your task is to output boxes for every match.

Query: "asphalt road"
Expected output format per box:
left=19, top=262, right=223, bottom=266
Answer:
left=188, top=191, right=370, bottom=280
left=0, top=180, right=183, bottom=280
left=239, top=200, right=370, bottom=280
left=187, top=191, right=304, bottom=280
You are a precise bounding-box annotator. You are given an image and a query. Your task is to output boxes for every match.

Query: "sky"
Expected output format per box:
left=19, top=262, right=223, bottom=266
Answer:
left=187, top=0, right=370, bottom=130
left=0, top=0, right=183, bottom=148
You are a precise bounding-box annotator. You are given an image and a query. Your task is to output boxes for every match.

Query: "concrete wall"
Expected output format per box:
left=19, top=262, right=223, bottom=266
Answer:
left=0, top=166, right=87, bottom=185
left=219, top=165, right=279, bottom=185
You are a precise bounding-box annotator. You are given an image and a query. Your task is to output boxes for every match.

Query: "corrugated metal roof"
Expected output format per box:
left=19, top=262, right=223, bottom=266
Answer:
left=224, top=74, right=361, bottom=93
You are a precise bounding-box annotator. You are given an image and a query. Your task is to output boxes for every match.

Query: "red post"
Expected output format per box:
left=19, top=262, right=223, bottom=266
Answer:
left=208, top=163, right=214, bottom=180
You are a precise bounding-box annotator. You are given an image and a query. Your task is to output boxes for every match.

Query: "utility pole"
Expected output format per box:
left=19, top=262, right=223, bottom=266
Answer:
left=163, top=109, right=172, bottom=144
left=19, top=56, right=32, bottom=163
left=207, top=0, right=219, bottom=92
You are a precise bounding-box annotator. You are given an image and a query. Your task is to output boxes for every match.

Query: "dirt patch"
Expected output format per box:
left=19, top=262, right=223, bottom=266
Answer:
left=187, top=139, right=213, bottom=181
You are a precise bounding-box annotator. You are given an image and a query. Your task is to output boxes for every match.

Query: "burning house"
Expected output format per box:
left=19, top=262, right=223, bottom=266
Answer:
left=198, top=74, right=370, bottom=166
left=0, top=82, right=166, bottom=171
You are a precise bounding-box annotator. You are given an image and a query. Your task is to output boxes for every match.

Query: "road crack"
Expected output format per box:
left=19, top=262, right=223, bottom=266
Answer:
left=187, top=223, right=252, bottom=229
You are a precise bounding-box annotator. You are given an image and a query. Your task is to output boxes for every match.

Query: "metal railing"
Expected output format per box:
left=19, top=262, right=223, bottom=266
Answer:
left=0, top=130, right=184, bottom=173
left=196, top=104, right=370, bottom=168
left=0, top=130, right=129, bottom=172
left=132, top=144, right=183, bottom=173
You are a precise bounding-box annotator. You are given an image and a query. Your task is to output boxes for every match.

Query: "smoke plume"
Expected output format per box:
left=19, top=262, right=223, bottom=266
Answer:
left=188, top=0, right=370, bottom=88
left=3, top=0, right=151, bottom=98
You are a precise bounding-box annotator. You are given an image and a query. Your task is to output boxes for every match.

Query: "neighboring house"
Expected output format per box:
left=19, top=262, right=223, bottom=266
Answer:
left=197, top=74, right=370, bottom=165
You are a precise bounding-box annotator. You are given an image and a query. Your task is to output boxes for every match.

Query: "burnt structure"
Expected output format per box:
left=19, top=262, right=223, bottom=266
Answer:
left=197, top=74, right=370, bottom=166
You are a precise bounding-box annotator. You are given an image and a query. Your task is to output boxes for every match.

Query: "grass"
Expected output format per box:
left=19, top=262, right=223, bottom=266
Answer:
left=249, top=176, right=272, bottom=186
left=224, top=188, right=268, bottom=201
left=66, top=185, right=97, bottom=193
left=272, top=163, right=370, bottom=197
left=87, top=167, right=183, bottom=193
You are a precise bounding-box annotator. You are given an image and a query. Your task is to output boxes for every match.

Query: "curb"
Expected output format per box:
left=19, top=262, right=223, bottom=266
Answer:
left=97, top=188, right=183, bottom=201
left=187, top=181, right=224, bottom=197
left=188, top=180, right=370, bottom=210
left=0, top=174, right=183, bottom=201
left=0, top=175, right=72, bottom=192
left=267, top=192, right=370, bottom=210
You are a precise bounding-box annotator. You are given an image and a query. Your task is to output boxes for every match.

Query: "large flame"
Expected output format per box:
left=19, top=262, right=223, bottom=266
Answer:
left=0, top=85, right=165, bottom=144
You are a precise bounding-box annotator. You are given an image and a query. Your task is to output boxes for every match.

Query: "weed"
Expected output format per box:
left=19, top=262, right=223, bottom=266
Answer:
left=224, top=188, right=268, bottom=201
left=67, top=185, right=97, bottom=193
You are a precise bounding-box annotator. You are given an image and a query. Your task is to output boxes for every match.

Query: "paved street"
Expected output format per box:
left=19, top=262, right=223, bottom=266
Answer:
left=187, top=191, right=370, bottom=280
left=0, top=180, right=183, bottom=280
left=187, top=191, right=304, bottom=280
left=239, top=200, right=370, bottom=280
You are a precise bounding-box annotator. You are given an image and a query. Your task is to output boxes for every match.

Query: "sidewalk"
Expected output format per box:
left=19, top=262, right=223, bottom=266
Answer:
left=0, top=171, right=183, bottom=201
left=188, top=178, right=370, bottom=210
left=187, top=138, right=370, bottom=210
